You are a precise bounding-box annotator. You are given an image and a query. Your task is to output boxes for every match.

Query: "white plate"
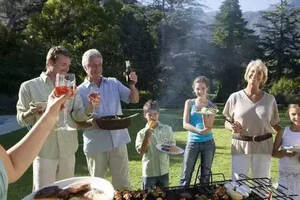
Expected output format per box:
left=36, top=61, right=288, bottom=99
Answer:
left=156, top=144, right=184, bottom=155
left=282, top=146, right=300, bottom=153
left=22, top=176, right=114, bottom=200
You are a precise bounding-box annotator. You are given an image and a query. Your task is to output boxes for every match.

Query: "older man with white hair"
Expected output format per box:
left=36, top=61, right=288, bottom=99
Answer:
left=77, top=49, right=139, bottom=190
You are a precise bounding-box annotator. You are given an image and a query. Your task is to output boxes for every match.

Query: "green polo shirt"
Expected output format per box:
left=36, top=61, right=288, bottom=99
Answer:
left=135, top=123, right=175, bottom=177
left=16, top=72, right=92, bottom=159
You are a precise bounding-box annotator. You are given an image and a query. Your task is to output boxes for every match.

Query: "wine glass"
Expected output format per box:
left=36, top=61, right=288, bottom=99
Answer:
left=89, top=84, right=100, bottom=117
left=55, top=73, right=76, bottom=131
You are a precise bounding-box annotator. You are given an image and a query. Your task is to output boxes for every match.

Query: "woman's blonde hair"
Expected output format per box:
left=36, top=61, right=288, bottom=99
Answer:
left=244, top=59, right=268, bottom=86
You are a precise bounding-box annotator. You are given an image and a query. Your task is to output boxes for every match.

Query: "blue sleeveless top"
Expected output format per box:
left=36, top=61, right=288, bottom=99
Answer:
left=188, top=100, right=214, bottom=143
left=0, top=156, right=8, bottom=200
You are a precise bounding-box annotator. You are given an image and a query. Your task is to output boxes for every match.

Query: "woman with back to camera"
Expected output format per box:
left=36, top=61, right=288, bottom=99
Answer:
left=0, top=90, right=70, bottom=199
left=223, top=59, right=281, bottom=180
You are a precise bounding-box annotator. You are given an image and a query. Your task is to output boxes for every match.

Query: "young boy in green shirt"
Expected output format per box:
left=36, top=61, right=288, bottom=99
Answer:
left=135, top=100, right=175, bottom=189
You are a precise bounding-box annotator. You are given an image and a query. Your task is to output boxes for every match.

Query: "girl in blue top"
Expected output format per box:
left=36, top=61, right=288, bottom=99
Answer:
left=0, top=90, right=70, bottom=200
left=180, top=76, right=216, bottom=186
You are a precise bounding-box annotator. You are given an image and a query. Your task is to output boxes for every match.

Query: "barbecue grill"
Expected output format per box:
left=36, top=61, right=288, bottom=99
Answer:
left=164, top=173, right=296, bottom=200
left=113, top=173, right=297, bottom=200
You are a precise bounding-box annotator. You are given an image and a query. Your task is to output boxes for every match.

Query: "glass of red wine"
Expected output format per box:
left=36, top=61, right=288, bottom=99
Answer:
left=89, top=84, right=100, bottom=117
left=55, top=73, right=76, bottom=131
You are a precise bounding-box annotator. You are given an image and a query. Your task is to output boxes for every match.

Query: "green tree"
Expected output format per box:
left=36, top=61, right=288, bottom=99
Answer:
left=257, top=0, right=300, bottom=83
left=0, top=0, right=46, bottom=31
left=146, top=0, right=213, bottom=106
left=24, top=0, right=125, bottom=82
left=120, top=5, right=162, bottom=94
left=212, top=0, right=261, bottom=101
left=269, top=77, right=300, bottom=104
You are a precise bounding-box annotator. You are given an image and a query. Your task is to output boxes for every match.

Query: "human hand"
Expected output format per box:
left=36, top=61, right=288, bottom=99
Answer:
left=129, top=72, right=138, bottom=85
left=29, top=102, right=47, bottom=115
left=146, top=120, right=157, bottom=130
left=44, top=89, right=71, bottom=121
left=231, top=121, right=243, bottom=133
left=203, top=114, right=215, bottom=128
left=88, top=92, right=100, bottom=107
left=284, top=150, right=297, bottom=157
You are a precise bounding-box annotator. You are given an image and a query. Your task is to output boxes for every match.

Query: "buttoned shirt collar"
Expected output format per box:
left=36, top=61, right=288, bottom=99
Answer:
left=83, top=76, right=107, bottom=88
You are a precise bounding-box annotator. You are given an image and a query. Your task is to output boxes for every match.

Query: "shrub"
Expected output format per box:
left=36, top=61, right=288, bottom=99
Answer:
left=269, top=77, right=300, bottom=105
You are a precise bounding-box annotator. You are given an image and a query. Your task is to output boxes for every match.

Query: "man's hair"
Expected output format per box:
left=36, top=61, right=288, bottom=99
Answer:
left=143, top=100, right=160, bottom=114
left=46, top=46, right=70, bottom=65
left=82, top=49, right=102, bottom=69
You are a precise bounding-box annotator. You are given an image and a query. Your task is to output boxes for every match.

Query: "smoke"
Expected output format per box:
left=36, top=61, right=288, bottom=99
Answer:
left=157, top=3, right=213, bottom=107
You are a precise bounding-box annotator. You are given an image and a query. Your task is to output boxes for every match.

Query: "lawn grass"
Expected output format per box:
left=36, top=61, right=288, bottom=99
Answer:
left=0, top=107, right=290, bottom=199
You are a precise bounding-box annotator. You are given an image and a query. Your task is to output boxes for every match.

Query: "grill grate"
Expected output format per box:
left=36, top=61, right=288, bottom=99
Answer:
left=235, top=174, right=296, bottom=200
left=163, top=173, right=297, bottom=200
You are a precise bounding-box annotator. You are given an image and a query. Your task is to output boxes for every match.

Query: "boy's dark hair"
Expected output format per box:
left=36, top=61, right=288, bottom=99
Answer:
left=143, top=100, right=160, bottom=114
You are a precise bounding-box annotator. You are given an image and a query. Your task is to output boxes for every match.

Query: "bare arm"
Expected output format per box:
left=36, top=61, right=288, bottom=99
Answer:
left=272, top=129, right=296, bottom=158
left=138, top=128, right=153, bottom=155
left=182, top=100, right=211, bottom=134
left=129, top=84, right=139, bottom=103
left=0, top=91, right=69, bottom=183
left=272, top=123, right=282, bottom=134
left=128, top=72, right=139, bottom=103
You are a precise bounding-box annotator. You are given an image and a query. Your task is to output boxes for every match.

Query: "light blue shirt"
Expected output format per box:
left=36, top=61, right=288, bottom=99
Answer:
left=77, top=77, right=131, bottom=153
left=188, top=100, right=213, bottom=143
left=0, top=157, right=8, bottom=200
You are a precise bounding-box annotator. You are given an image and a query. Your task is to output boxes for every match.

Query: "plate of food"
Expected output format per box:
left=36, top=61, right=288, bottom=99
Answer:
left=195, top=106, right=219, bottom=115
left=156, top=144, right=184, bottom=155
left=282, top=146, right=300, bottom=153
left=22, top=176, right=114, bottom=200
left=94, top=113, right=139, bottom=130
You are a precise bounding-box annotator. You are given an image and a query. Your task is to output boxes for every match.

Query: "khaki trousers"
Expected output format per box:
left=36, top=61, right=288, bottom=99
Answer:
left=232, top=154, right=271, bottom=180
left=85, top=145, right=130, bottom=190
left=33, top=155, right=75, bottom=191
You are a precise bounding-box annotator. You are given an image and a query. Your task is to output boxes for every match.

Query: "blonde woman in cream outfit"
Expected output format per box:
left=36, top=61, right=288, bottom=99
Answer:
left=223, top=59, right=281, bottom=180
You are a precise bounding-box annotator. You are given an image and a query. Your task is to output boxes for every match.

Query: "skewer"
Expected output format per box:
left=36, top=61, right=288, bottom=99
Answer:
left=224, top=118, right=234, bottom=124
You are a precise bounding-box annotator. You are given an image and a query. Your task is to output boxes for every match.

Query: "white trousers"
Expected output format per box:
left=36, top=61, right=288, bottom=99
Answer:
left=85, top=145, right=130, bottom=190
left=232, top=154, right=271, bottom=180
left=33, top=155, right=75, bottom=191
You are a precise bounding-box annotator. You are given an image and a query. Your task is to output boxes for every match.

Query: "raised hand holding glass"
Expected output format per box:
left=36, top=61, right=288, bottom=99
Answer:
left=55, top=73, right=76, bottom=131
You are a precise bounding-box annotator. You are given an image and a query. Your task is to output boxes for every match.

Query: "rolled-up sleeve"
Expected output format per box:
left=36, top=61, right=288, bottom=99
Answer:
left=135, top=129, right=146, bottom=153
left=16, top=83, right=36, bottom=126
left=70, top=93, right=92, bottom=122
left=117, top=79, right=130, bottom=104
left=223, top=94, right=235, bottom=122
left=270, top=96, right=280, bottom=126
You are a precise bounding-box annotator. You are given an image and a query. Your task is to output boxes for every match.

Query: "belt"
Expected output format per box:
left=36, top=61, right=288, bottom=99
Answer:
left=232, top=133, right=272, bottom=142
